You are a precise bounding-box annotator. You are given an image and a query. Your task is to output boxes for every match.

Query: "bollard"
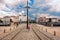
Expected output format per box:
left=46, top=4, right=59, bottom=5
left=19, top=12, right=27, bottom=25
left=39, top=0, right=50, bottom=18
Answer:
left=4, top=29, right=6, bottom=33
left=42, top=27, right=43, bottom=30
left=39, top=27, right=40, bottom=29
left=46, top=28, right=47, bottom=32
left=51, top=24, right=53, bottom=27
left=10, top=28, right=11, bottom=31
left=14, top=27, right=15, bottom=29
left=41, top=27, right=42, bottom=30
left=54, top=31, right=56, bottom=36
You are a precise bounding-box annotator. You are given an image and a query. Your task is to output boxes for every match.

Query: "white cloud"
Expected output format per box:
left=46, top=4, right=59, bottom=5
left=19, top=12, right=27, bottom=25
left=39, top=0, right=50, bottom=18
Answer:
left=19, top=12, right=22, bottom=15
left=0, top=4, right=5, bottom=10
left=4, top=0, right=21, bottom=8
left=0, top=10, right=8, bottom=18
left=0, top=0, right=19, bottom=18
left=46, top=0, right=60, bottom=12
left=0, top=0, right=11, bottom=11
left=0, top=5, right=11, bottom=12
left=6, top=11, right=18, bottom=16
left=19, top=10, right=25, bottom=15
left=0, top=0, right=59, bottom=18
left=0, top=10, right=18, bottom=18
left=5, top=0, right=21, bottom=5
left=39, top=13, right=59, bottom=18
left=39, top=13, right=50, bottom=17
left=32, top=13, right=50, bottom=18
left=0, top=0, right=33, bottom=11
left=32, top=13, right=59, bottom=19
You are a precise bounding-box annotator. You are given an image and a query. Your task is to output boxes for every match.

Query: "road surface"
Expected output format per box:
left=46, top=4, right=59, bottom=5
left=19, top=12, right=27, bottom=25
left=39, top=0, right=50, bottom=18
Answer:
left=0, top=23, right=60, bottom=40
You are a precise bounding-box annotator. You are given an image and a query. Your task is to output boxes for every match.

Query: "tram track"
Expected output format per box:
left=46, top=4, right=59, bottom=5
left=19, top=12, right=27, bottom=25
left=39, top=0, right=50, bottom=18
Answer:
left=0, top=24, right=26, bottom=40
left=32, top=27, right=54, bottom=40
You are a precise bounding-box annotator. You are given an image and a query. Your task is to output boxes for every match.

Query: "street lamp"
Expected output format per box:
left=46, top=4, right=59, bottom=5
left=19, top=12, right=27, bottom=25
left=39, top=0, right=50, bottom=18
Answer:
left=19, top=0, right=39, bottom=29
left=24, top=1, right=30, bottom=29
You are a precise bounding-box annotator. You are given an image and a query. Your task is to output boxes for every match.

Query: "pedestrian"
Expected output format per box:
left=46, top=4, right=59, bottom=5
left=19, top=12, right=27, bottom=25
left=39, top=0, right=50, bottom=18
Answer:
left=14, top=22, right=19, bottom=27
left=16, top=22, right=19, bottom=27
left=28, top=25, right=30, bottom=31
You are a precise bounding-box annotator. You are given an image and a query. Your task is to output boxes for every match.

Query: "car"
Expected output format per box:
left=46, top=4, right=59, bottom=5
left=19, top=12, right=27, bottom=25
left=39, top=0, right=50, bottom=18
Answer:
left=0, top=21, right=11, bottom=26
left=53, top=22, right=60, bottom=26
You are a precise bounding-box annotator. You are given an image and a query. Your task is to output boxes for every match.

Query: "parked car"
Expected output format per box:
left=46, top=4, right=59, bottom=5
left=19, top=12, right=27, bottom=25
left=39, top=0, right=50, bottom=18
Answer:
left=0, top=20, right=11, bottom=26
left=53, top=22, right=60, bottom=26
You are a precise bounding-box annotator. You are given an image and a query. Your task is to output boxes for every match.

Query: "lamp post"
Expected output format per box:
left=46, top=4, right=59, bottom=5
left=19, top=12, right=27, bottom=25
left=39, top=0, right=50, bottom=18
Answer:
left=23, top=0, right=38, bottom=29
left=25, top=1, right=30, bottom=29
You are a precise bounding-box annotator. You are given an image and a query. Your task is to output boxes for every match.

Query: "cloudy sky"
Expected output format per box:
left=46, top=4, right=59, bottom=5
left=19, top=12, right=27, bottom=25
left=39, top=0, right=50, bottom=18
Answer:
left=0, top=0, right=60, bottom=19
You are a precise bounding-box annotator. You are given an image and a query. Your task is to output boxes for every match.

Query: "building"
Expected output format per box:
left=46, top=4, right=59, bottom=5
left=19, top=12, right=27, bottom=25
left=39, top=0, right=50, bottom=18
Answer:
left=38, top=17, right=58, bottom=22
left=39, top=17, right=46, bottom=22
left=19, top=14, right=31, bottom=22
left=11, top=16, right=19, bottom=22
left=37, top=16, right=59, bottom=25
left=46, top=18, right=58, bottom=22
left=2, top=16, right=11, bottom=21
left=19, top=15, right=27, bottom=22
left=58, top=19, right=60, bottom=22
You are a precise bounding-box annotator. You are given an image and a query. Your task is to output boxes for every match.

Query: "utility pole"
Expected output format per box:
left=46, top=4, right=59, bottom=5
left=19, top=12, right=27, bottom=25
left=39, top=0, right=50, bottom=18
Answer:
left=24, top=0, right=38, bottom=29
left=25, top=1, right=30, bottom=29
left=26, top=1, right=28, bottom=29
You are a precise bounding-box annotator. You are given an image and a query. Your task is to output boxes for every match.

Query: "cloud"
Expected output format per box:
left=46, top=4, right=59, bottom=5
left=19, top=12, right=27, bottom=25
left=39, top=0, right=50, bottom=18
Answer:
left=0, top=4, right=5, bottom=10
left=0, top=0, right=20, bottom=17
left=40, top=13, right=59, bottom=18
left=46, top=0, right=60, bottom=12
left=38, top=13, right=50, bottom=17
left=0, top=0, right=34, bottom=11
left=32, top=13, right=50, bottom=18
left=32, top=13, right=59, bottom=19
left=4, top=0, right=21, bottom=9
left=0, top=10, right=9, bottom=18
left=0, top=10, right=18, bottom=18
left=0, top=0, right=60, bottom=19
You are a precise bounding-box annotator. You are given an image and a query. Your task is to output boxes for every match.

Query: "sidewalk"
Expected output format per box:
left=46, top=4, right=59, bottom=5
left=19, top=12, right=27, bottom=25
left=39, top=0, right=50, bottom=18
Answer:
left=12, top=28, right=40, bottom=40
left=0, top=24, right=40, bottom=40
left=0, top=23, right=26, bottom=40
left=36, top=24, right=60, bottom=37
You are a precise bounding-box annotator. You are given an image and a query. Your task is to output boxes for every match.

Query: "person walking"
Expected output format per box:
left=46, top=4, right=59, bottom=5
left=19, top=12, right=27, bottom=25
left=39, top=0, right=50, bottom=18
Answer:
left=16, top=22, right=19, bottom=27
left=28, top=24, right=31, bottom=31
